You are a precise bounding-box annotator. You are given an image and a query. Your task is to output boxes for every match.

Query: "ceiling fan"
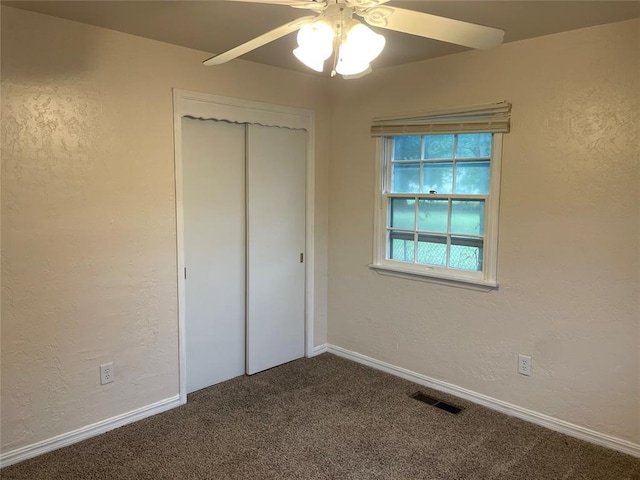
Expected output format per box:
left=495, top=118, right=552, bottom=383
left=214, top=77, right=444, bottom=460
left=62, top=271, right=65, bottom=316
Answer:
left=203, top=0, right=505, bottom=79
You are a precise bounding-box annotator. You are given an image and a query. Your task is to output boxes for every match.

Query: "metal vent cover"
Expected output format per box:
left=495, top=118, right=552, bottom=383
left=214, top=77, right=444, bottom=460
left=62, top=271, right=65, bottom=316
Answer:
left=410, top=391, right=463, bottom=414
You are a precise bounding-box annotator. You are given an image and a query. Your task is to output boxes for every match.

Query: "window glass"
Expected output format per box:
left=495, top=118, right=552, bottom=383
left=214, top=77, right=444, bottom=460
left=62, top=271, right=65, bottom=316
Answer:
left=417, top=235, right=447, bottom=267
left=450, top=200, right=485, bottom=236
left=392, top=163, right=420, bottom=193
left=424, top=134, right=454, bottom=159
left=418, top=199, right=448, bottom=232
left=455, top=161, right=490, bottom=194
left=449, top=237, right=483, bottom=271
left=456, top=133, right=492, bottom=158
left=389, top=233, right=414, bottom=262
left=422, top=162, right=453, bottom=194
left=390, top=198, right=415, bottom=229
left=393, top=136, right=421, bottom=160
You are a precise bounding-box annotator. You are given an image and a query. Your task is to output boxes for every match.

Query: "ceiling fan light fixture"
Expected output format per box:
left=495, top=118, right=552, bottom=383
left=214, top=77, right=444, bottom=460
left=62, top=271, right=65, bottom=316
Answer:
left=204, top=1, right=506, bottom=78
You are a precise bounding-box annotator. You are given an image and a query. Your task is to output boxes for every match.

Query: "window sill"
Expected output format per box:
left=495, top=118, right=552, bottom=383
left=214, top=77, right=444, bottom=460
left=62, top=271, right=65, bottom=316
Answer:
left=369, top=263, right=498, bottom=291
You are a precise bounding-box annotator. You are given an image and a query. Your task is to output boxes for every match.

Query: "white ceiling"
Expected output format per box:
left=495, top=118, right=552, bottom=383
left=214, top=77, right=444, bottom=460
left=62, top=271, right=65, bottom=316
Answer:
left=4, top=1, right=640, bottom=74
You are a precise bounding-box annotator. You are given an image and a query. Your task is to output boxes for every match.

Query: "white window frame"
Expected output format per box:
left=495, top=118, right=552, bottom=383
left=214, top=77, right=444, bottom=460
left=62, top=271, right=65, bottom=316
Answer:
left=371, top=133, right=503, bottom=288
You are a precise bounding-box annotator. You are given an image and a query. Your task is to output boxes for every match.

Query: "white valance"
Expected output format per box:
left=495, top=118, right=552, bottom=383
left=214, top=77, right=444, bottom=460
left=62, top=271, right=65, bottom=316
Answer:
left=371, top=101, right=511, bottom=136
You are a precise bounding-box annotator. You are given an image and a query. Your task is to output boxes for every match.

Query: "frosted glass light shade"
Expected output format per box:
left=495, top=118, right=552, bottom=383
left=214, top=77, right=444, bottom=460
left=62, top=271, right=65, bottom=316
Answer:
left=335, top=21, right=385, bottom=76
left=293, top=20, right=334, bottom=72
left=293, top=47, right=326, bottom=72
left=344, top=22, right=385, bottom=63
left=335, top=45, right=370, bottom=75
left=297, top=20, right=334, bottom=52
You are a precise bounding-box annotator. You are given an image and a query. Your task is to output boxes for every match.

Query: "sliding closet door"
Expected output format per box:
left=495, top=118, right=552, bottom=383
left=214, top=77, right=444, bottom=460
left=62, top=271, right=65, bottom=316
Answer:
left=182, top=117, right=246, bottom=393
left=246, top=124, right=306, bottom=375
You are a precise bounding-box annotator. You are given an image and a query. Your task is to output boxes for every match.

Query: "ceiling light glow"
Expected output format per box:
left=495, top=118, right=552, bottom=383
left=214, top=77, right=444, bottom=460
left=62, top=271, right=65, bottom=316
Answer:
left=335, top=21, right=385, bottom=76
left=293, top=20, right=335, bottom=72
left=293, top=18, right=385, bottom=77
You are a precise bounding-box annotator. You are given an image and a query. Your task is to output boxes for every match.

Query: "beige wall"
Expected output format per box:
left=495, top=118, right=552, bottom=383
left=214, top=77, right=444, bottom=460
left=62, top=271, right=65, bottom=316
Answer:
left=0, top=6, right=329, bottom=452
left=328, top=18, right=639, bottom=443
left=1, top=3, right=638, bottom=457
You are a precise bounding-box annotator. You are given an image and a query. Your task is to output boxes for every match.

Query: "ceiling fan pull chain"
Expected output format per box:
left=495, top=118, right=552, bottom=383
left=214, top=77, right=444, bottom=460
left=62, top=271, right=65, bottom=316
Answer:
left=330, top=10, right=345, bottom=77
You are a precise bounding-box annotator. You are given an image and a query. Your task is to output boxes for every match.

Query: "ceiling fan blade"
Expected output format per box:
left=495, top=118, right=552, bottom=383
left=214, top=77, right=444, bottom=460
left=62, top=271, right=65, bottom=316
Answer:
left=224, top=0, right=327, bottom=9
left=363, top=6, right=504, bottom=50
left=203, top=16, right=316, bottom=66
left=347, top=0, right=391, bottom=8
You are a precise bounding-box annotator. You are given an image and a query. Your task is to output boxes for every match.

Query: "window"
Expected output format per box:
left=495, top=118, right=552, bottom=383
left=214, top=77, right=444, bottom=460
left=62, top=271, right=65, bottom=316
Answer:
left=370, top=103, right=510, bottom=287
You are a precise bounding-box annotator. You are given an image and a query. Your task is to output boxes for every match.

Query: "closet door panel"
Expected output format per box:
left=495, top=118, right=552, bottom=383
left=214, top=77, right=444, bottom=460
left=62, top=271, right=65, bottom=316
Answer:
left=246, top=125, right=306, bottom=374
left=183, top=118, right=246, bottom=393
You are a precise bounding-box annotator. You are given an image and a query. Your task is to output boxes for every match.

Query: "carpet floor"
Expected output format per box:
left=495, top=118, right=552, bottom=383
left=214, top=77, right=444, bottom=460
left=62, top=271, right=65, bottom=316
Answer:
left=2, top=353, right=639, bottom=479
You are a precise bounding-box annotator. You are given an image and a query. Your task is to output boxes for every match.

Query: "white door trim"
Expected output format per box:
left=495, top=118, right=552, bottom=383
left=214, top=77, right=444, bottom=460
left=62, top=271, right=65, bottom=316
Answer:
left=173, top=89, right=316, bottom=404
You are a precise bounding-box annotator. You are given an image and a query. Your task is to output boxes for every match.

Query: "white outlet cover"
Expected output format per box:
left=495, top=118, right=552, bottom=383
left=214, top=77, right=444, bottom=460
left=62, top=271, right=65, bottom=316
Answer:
left=100, top=362, right=114, bottom=385
left=518, top=354, right=531, bottom=376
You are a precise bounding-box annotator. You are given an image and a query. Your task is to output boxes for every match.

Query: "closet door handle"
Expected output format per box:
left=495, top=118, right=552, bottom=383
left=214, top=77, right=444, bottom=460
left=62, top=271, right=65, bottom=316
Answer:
left=300, top=253, right=304, bottom=263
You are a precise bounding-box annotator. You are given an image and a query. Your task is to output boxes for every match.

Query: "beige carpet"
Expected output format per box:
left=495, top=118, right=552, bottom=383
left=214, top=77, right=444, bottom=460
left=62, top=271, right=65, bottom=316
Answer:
left=2, top=354, right=639, bottom=479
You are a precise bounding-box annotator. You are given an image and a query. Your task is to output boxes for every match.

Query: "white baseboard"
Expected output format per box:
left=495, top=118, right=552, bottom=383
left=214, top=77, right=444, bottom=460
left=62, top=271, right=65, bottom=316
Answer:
left=0, top=394, right=182, bottom=468
left=311, top=343, right=328, bottom=356
left=328, top=344, right=640, bottom=458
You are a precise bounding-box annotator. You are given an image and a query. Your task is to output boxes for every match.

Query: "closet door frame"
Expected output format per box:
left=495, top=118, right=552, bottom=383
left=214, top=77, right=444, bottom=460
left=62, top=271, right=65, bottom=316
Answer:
left=173, top=89, right=316, bottom=405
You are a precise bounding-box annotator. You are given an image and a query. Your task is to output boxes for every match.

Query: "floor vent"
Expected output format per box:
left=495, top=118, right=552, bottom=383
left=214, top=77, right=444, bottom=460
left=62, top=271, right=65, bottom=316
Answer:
left=410, top=391, right=463, bottom=414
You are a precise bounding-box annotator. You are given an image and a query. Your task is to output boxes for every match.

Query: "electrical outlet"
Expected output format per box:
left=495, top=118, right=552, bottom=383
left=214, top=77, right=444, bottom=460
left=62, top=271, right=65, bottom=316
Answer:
left=518, top=354, right=531, bottom=376
left=100, top=362, right=114, bottom=385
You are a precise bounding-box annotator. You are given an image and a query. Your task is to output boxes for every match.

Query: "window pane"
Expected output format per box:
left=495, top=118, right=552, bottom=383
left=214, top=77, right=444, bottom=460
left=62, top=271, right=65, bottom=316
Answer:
left=451, top=200, right=485, bottom=235
left=422, top=162, right=453, bottom=194
left=424, top=134, right=454, bottom=159
left=393, top=136, right=421, bottom=160
left=390, top=198, right=415, bottom=229
left=389, top=231, right=415, bottom=262
left=449, top=236, right=483, bottom=271
left=456, top=133, right=492, bottom=158
left=418, top=199, right=448, bottom=232
left=417, top=235, right=446, bottom=267
left=455, top=161, right=490, bottom=194
left=392, top=163, right=420, bottom=193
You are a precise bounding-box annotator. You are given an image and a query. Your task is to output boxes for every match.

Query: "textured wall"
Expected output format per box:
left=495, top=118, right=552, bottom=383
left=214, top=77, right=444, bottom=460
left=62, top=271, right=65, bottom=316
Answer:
left=2, top=3, right=637, bottom=457
left=328, top=19, right=639, bottom=443
left=1, top=6, right=330, bottom=452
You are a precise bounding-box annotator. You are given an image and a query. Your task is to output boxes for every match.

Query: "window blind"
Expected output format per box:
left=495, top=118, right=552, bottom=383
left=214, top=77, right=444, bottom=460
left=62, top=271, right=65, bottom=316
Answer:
left=370, top=101, right=511, bottom=136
